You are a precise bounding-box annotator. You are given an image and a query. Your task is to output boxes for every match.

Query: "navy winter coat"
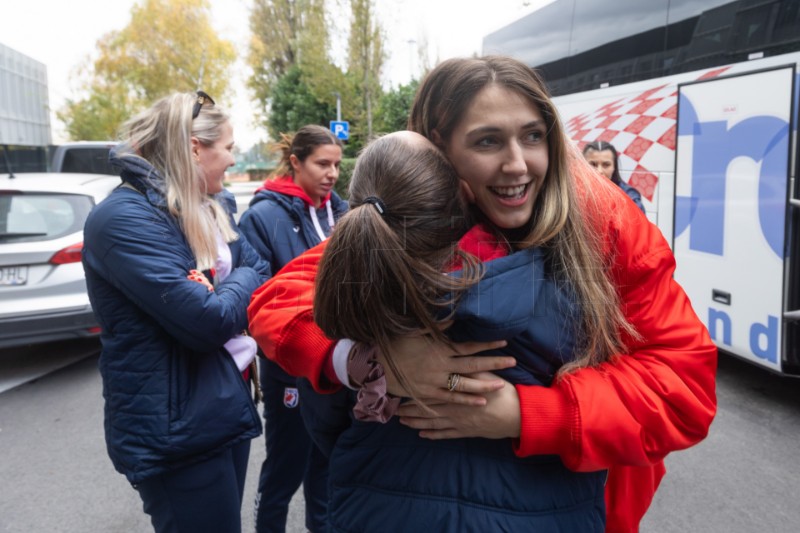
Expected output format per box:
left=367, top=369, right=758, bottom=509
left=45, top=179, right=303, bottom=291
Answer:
left=615, top=179, right=646, bottom=214
left=301, top=248, right=606, bottom=532
left=82, top=152, right=271, bottom=484
left=238, top=177, right=348, bottom=274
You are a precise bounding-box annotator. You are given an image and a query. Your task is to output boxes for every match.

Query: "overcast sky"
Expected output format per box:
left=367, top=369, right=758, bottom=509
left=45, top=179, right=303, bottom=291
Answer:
left=2, top=0, right=550, bottom=147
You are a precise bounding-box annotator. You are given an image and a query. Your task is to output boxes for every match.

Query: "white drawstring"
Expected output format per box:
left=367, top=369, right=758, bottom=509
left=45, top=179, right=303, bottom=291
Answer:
left=309, top=202, right=335, bottom=242
left=326, top=201, right=335, bottom=229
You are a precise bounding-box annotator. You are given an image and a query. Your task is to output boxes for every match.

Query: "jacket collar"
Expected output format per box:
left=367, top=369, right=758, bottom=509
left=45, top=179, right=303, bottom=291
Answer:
left=255, top=175, right=331, bottom=208
left=109, top=145, right=233, bottom=214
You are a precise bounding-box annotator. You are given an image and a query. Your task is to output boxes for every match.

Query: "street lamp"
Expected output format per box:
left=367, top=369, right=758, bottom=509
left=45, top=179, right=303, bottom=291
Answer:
left=407, top=39, right=417, bottom=82
left=333, top=92, right=342, bottom=122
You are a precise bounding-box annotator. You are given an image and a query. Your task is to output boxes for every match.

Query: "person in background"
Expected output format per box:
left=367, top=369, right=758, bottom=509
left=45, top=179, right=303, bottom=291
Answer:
left=238, top=124, right=347, bottom=533
left=248, top=56, right=717, bottom=532
left=582, top=140, right=646, bottom=213
left=82, top=91, right=270, bottom=533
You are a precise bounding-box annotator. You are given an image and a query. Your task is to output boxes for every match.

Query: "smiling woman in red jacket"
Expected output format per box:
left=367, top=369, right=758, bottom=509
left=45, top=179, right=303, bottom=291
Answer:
left=248, top=56, right=718, bottom=533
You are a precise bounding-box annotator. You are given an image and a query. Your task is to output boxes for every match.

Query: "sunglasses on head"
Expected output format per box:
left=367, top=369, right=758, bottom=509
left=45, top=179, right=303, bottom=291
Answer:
left=192, top=90, right=215, bottom=120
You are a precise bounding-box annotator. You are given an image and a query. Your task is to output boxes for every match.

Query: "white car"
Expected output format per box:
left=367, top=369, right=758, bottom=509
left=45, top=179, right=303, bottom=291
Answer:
left=0, top=172, right=121, bottom=348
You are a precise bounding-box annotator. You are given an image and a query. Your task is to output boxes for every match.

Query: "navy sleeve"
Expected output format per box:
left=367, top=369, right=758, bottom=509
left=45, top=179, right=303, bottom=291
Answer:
left=83, top=192, right=265, bottom=351
left=238, top=205, right=276, bottom=267
left=619, top=181, right=646, bottom=214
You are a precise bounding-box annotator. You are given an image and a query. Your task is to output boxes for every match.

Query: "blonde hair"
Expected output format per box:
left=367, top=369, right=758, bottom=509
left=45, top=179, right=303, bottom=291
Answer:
left=117, top=92, right=237, bottom=271
left=409, top=56, right=640, bottom=372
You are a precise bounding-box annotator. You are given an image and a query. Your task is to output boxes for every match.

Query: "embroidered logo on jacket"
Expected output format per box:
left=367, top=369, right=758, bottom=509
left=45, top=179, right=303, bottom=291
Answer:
left=283, top=387, right=299, bottom=408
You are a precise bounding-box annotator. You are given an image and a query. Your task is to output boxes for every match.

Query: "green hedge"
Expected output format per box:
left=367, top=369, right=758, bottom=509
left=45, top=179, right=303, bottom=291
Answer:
left=246, top=168, right=272, bottom=182
left=335, top=158, right=356, bottom=199
left=237, top=158, right=354, bottom=199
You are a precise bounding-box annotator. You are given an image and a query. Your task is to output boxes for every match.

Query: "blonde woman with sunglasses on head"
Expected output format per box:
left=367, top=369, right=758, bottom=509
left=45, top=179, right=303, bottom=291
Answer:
left=83, top=91, right=271, bottom=533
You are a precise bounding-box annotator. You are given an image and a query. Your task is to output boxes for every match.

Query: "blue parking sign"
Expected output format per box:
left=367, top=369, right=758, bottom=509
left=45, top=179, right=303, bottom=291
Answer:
left=330, top=120, right=349, bottom=140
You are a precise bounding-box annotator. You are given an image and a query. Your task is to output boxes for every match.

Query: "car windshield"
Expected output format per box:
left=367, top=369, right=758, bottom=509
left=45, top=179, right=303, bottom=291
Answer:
left=0, top=193, right=93, bottom=243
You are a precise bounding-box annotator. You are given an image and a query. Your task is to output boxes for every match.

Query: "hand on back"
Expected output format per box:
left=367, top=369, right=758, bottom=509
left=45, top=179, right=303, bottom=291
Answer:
left=375, top=331, right=514, bottom=406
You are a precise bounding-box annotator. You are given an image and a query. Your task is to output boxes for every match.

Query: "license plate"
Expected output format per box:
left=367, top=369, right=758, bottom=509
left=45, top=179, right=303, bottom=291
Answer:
left=0, top=265, right=28, bottom=286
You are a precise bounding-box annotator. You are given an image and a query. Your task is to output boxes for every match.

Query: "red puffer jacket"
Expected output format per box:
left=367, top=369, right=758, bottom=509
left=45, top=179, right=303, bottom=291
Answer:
left=248, top=164, right=717, bottom=532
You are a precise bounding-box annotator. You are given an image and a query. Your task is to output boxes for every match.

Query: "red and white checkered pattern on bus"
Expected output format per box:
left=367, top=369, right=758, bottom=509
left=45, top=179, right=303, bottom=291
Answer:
left=564, top=67, right=731, bottom=202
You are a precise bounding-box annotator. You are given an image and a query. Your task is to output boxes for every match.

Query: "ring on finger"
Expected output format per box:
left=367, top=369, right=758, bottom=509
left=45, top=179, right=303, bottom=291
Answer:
left=447, top=372, right=461, bottom=392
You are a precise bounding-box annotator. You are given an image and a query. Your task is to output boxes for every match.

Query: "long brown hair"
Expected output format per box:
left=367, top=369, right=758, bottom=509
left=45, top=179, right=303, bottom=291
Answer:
left=314, top=132, right=481, bottom=394
left=409, top=56, right=639, bottom=372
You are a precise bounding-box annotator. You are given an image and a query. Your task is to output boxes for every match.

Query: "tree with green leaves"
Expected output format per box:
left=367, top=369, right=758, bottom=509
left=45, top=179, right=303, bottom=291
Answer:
left=246, top=0, right=387, bottom=147
left=374, top=79, right=419, bottom=135
left=248, top=0, right=328, bottom=87
left=58, top=0, right=235, bottom=141
left=267, top=66, right=336, bottom=138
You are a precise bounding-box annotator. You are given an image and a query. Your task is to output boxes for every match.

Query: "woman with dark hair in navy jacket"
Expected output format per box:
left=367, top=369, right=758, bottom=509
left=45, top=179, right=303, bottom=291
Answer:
left=83, top=92, right=270, bottom=532
left=583, top=140, right=646, bottom=213
left=238, top=124, right=347, bottom=533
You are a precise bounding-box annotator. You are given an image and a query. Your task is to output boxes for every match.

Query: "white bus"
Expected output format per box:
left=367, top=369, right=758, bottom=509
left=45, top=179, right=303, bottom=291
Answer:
left=484, top=0, right=800, bottom=375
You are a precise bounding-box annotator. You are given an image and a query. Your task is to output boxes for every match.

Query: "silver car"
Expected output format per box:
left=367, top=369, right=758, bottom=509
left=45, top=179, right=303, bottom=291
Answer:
left=0, top=172, right=121, bottom=348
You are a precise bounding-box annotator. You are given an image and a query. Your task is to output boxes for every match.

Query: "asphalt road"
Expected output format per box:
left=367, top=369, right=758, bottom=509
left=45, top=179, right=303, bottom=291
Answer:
left=640, top=353, right=800, bottom=532
left=1, top=343, right=799, bottom=532
left=0, top=341, right=305, bottom=533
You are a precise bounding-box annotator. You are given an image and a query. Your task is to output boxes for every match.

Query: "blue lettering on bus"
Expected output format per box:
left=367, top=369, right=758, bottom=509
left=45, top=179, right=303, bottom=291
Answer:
left=674, top=95, right=789, bottom=258
left=708, top=307, right=732, bottom=346
left=707, top=307, right=778, bottom=363
left=750, top=315, right=778, bottom=363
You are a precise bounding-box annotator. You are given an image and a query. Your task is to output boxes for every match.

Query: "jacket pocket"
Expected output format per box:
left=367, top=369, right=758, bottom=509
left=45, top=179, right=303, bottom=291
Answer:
left=166, top=349, right=261, bottom=457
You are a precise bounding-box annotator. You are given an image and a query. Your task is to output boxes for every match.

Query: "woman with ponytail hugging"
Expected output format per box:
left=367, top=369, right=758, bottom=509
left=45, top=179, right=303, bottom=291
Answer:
left=266, top=130, right=607, bottom=531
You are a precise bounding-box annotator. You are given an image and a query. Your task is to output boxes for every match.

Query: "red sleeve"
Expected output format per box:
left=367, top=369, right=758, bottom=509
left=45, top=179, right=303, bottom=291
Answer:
left=604, top=463, right=666, bottom=532
left=247, top=241, right=342, bottom=393
left=513, top=178, right=718, bottom=472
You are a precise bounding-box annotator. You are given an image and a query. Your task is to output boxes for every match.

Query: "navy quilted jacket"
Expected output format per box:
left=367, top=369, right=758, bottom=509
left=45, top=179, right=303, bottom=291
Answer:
left=302, top=248, right=607, bottom=532
left=82, top=151, right=270, bottom=484
left=238, top=179, right=348, bottom=274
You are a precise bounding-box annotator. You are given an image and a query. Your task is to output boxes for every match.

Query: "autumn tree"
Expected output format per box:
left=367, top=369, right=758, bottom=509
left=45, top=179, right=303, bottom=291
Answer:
left=58, top=83, right=132, bottom=142
left=59, top=0, right=235, bottom=141
left=248, top=0, right=344, bottom=133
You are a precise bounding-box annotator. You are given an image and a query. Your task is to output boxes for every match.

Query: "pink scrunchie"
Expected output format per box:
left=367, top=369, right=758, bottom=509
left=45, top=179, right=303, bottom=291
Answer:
left=347, top=343, right=401, bottom=423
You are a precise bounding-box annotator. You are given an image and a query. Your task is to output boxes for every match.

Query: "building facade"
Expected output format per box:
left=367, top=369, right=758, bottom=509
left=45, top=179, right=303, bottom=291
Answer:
left=0, top=42, right=51, bottom=172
